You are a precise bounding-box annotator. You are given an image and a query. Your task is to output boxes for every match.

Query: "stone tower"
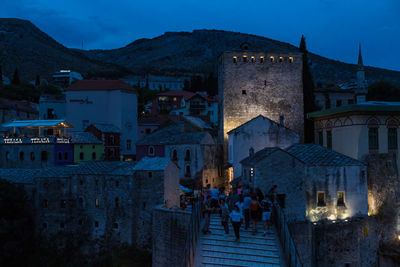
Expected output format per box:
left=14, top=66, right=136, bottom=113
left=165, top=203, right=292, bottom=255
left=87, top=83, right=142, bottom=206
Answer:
left=218, top=49, right=304, bottom=158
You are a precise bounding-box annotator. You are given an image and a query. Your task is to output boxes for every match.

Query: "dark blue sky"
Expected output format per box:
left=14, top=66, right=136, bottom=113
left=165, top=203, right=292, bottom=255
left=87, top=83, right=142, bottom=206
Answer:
left=1, top=0, right=399, bottom=71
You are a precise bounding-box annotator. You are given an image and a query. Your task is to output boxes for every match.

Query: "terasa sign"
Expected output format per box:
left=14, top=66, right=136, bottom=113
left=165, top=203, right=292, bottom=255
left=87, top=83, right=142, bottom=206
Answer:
left=31, top=137, right=50, bottom=144
left=56, top=138, right=70, bottom=144
left=3, top=138, right=23, bottom=144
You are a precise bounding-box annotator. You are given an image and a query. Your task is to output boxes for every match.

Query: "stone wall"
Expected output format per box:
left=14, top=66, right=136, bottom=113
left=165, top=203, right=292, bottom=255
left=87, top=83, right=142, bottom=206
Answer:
left=0, top=144, right=55, bottom=168
left=152, top=206, right=191, bottom=267
left=218, top=51, right=304, bottom=158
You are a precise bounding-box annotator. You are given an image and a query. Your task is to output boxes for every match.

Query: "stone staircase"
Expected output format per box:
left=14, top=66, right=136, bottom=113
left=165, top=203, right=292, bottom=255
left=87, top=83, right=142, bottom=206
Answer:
left=196, top=214, right=285, bottom=267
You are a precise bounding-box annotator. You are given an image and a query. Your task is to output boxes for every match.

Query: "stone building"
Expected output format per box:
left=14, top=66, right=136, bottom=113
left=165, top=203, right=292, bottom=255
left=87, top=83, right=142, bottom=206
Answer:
left=241, top=144, right=367, bottom=222
left=0, top=157, right=179, bottom=251
left=136, top=120, right=220, bottom=188
left=228, top=115, right=299, bottom=180
left=218, top=49, right=304, bottom=158
left=0, top=97, right=38, bottom=124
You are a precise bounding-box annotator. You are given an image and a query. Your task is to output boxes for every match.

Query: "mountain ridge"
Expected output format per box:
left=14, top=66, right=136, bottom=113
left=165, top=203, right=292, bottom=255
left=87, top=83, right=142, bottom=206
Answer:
left=0, top=18, right=399, bottom=84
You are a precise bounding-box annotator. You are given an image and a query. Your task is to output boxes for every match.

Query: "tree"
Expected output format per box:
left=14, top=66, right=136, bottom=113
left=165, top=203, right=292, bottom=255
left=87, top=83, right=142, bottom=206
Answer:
left=12, top=68, right=20, bottom=85
left=367, top=81, right=400, bottom=101
left=299, top=34, right=317, bottom=143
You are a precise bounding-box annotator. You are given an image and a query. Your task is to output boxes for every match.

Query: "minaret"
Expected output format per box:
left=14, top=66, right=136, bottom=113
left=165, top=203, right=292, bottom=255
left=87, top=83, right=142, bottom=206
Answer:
left=356, top=44, right=365, bottom=88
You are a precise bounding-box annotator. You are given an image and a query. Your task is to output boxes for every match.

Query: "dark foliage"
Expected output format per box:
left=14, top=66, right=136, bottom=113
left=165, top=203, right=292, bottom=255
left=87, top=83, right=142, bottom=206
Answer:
left=185, top=72, right=218, bottom=96
left=367, top=81, right=400, bottom=101
left=300, top=35, right=317, bottom=143
left=92, top=244, right=152, bottom=267
left=137, top=86, right=159, bottom=115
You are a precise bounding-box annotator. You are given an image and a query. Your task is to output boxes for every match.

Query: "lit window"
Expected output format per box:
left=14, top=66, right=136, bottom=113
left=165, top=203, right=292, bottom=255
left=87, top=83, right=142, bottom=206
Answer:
left=251, top=56, right=255, bottom=63
left=279, top=57, right=284, bottom=63
left=388, top=128, right=398, bottom=150
left=233, top=56, right=237, bottom=63
left=289, top=57, right=294, bottom=63
left=337, top=191, right=345, bottom=206
left=317, top=191, right=326, bottom=206
left=260, top=56, right=264, bottom=63
left=242, top=55, right=248, bottom=62
left=95, top=198, right=100, bottom=207
left=270, top=56, right=275, bottom=63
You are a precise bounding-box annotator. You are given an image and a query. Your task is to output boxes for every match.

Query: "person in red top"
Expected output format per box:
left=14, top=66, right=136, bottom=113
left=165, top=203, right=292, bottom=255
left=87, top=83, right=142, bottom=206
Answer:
left=250, top=195, right=261, bottom=235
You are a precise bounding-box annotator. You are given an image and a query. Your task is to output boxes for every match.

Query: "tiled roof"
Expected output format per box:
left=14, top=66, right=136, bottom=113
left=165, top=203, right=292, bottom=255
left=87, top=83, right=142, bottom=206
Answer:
left=308, top=101, right=400, bottom=119
left=92, top=123, right=120, bottom=133
left=138, top=114, right=179, bottom=125
left=286, top=144, right=364, bottom=166
left=227, top=114, right=296, bottom=135
left=136, top=121, right=210, bottom=145
left=132, top=157, right=171, bottom=171
left=240, top=147, right=280, bottom=166
left=69, top=132, right=102, bottom=144
left=157, top=90, right=195, bottom=101
left=66, top=80, right=135, bottom=92
left=0, top=98, right=38, bottom=113
left=0, top=169, right=39, bottom=184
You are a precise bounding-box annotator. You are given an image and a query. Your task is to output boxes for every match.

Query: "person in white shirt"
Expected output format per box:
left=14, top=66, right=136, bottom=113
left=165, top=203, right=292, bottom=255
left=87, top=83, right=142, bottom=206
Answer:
left=230, top=205, right=244, bottom=241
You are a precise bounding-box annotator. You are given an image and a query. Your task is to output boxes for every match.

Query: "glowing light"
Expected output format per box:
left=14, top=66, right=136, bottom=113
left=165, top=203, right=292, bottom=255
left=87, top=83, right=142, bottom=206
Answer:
left=313, top=222, right=317, bottom=225
left=398, top=235, right=400, bottom=241
left=328, top=214, right=336, bottom=221
left=332, top=220, right=336, bottom=223
left=344, top=219, right=349, bottom=222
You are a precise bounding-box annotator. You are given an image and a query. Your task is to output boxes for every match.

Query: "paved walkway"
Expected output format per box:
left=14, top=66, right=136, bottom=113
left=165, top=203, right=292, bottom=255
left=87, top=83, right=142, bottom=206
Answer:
left=195, top=214, right=285, bottom=267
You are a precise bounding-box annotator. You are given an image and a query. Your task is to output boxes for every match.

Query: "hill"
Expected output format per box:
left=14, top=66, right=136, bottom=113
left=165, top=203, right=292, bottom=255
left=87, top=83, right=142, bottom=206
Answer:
left=0, top=18, right=127, bottom=81
left=79, top=29, right=400, bottom=84
left=0, top=19, right=399, bottom=84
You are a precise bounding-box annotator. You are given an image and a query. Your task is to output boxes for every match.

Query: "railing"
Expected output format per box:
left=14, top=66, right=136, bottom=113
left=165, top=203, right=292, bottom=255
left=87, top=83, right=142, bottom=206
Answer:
left=273, top=202, right=303, bottom=267
left=180, top=200, right=202, bottom=267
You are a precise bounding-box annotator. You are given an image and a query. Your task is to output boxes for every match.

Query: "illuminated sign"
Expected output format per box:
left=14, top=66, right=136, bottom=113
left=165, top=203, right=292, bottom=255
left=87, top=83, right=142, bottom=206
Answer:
left=30, top=137, right=50, bottom=144
left=3, top=138, right=23, bottom=144
left=56, top=138, right=70, bottom=144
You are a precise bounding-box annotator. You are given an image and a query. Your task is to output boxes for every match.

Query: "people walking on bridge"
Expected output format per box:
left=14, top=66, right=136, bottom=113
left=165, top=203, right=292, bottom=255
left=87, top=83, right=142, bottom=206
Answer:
left=220, top=198, right=230, bottom=234
left=243, top=193, right=252, bottom=229
left=261, top=196, right=272, bottom=236
left=202, top=195, right=212, bottom=234
left=250, top=195, right=261, bottom=235
left=230, top=204, right=243, bottom=241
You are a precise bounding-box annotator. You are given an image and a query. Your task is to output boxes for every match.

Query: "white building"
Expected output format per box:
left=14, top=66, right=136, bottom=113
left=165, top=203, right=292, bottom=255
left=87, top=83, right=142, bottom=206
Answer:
left=52, top=70, right=83, bottom=86
left=65, top=80, right=137, bottom=159
left=309, top=102, right=400, bottom=176
left=39, top=94, right=66, bottom=120
left=228, top=115, right=299, bottom=180
left=124, top=75, right=189, bottom=91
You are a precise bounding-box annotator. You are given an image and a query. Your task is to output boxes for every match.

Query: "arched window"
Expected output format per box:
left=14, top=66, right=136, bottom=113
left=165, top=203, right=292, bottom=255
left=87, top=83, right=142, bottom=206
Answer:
left=260, top=56, right=264, bottom=63
left=251, top=56, right=255, bottom=63
left=64, top=152, right=68, bottom=160
left=92, top=152, right=96, bottom=160
left=148, top=146, right=155, bottom=156
left=172, top=149, right=178, bottom=161
left=58, top=151, right=62, bottom=161
left=19, top=151, right=24, bottom=161
left=289, top=57, right=294, bottom=63
left=185, top=165, right=191, bottom=178
left=30, top=152, right=35, bottom=161
left=270, top=56, right=275, bottom=63
left=233, top=56, right=237, bottom=63
left=242, top=55, right=248, bottom=62
left=115, top=197, right=119, bottom=208
left=80, top=152, right=84, bottom=160
left=5, top=151, right=10, bottom=160
left=387, top=120, right=398, bottom=150
left=368, top=119, right=379, bottom=150
left=41, top=151, right=47, bottom=162
left=279, top=56, right=284, bottom=63
left=185, top=149, right=191, bottom=161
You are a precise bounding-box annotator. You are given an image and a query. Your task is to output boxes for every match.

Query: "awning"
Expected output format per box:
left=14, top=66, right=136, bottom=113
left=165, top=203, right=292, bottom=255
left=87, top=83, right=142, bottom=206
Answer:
left=2, top=120, right=74, bottom=129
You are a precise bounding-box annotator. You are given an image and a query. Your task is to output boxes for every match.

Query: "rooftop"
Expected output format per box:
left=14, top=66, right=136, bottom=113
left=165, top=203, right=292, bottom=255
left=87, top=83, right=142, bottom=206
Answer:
left=91, top=123, right=120, bottom=133
left=0, top=168, right=39, bottom=184
left=66, top=80, right=135, bottom=93
left=308, top=101, right=400, bottom=119
left=286, top=144, right=364, bottom=166
left=0, top=98, right=38, bottom=114
left=132, top=157, right=171, bottom=171
left=240, top=147, right=280, bottom=166
left=2, top=119, right=74, bottom=129
left=69, top=132, right=102, bottom=144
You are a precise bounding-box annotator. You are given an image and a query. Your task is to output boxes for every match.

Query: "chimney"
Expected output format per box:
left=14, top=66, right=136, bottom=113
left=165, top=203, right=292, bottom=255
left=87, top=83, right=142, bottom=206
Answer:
left=249, top=147, right=254, bottom=157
